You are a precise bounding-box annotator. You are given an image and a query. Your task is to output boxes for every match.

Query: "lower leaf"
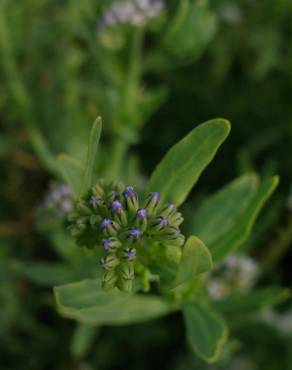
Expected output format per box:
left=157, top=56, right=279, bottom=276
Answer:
left=182, top=299, right=228, bottom=363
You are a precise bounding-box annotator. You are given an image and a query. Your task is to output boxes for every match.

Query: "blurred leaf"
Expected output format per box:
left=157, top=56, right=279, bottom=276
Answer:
left=54, top=279, right=132, bottom=311
left=215, top=288, right=291, bottom=315
left=183, top=299, right=227, bottom=363
left=13, top=261, right=78, bottom=286
left=29, top=128, right=58, bottom=175
left=209, top=176, right=279, bottom=261
left=173, top=236, right=212, bottom=288
left=55, top=280, right=175, bottom=325
left=163, top=0, right=217, bottom=63
left=58, top=154, right=83, bottom=196
left=190, top=174, right=258, bottom=243
left=147, top=119, right=230, bottom=206
left=71, top=323, right=98, bottom=359
left=80, top=117, right=102, bottom=196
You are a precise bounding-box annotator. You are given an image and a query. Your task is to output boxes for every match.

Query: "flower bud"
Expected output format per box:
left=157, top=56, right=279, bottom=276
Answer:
left=168, top=212, right=184, bottom=227
left=89, top=214, right=102, bottom=227
left=150, top=216, right=169, bottom=232
left=159, top=203, right=176, bottom=217
left=100, top=218, right=119, bottom=236
left=102, top=237, right=121, bottom=252
left=135, top=208, right=148, bottom=231
left=76, top=201, right=92, bottom=216
left=110, top=200, right=127, bottom=226
left=100, top=254, right=120, bottom=270
left=116, top=263, right=135, bottom=292
left=70, top=226, right=84, bottom=238
left=112, top=181, right=125, bottom=195
left=92, top=182, right=105, bottom=198
left=127, top=227, right=143, bottom=242
left=102, top=270, right=118, bottom=291
left=123, top=186, right=139, bottom=214
left=89, top=196, right=101, bottom=209
left=145, top=192, right=160, bottom=216
left=67, top=212, right=79, bottom=222
left=122, top=247, right=136, bottom=261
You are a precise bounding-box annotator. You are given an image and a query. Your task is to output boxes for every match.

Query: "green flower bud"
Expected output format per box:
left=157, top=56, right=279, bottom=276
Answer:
left=100, top=218, right=120, bottom=236
left=76, top=201, right=92, bottom=216
left=168, top=212, right=184, bottom=227
left=92, top=182, right=105, bottom=198
left=102, top=270, right=118, bottom=291
left=145, top=192, right=160, bottom=216
left=100, top=254, right=120, bottom=270
left=67, top=212, right=79, bottom=222
left=116, top=263, right=135, bottom=292
left=102, top=237, right=122, bottom=252
left=123, top=186, right=139, bottom=214
left=159, top=203, right=176, bottom=217
left=89, top=214, right=102, bottom=227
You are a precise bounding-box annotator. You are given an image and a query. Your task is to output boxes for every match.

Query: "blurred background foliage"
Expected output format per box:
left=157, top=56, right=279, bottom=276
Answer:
left=0, top=0, right=292, bottom=369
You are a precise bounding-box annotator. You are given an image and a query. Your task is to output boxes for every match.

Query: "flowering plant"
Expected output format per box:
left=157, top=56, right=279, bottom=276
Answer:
left=53, top=117, right=281, bottom=363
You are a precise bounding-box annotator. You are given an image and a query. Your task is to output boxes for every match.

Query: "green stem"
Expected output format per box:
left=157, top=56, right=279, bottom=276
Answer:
left=261, top=215, right=292, bottom=272
left=124, top=27, right=144, bottom=120
left=107, top=28, right=144, bottom=180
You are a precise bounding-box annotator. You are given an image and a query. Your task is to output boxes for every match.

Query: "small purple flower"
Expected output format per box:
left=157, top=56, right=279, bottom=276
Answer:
left=123, top=248, right=136, bottom=261
left=102, top=237, right=121, bottom=251
left=123, top=186, right=136, bottom=199
left=158, top=216, right=168, bottom=228
left=129, top=227, right=143, bottom=240
left=148, top=192, right=160, bottom=202
left=102, top=239, right=113, bottom=251
left=136, top=208, right=148, bottom=220
left=90, top=196, right=100, bottom=206
left=111, top=200, right=123, bottom=213
left=101, top=218, right=112, bottom=230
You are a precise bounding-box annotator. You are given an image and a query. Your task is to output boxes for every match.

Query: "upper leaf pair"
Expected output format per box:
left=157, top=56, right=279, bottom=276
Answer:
left=58, top=117, right=102, bottom=198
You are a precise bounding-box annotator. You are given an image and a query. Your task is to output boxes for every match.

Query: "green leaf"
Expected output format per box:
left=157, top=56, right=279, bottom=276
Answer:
left=147, top=119, right=230, bottom=206
left=209, top=176, right=278, bottom=261
left=80, top=117, right=102, bottom=196
left=183, top=300, right=228, bottom=363
left=71, top=323, right=98, bottom=359
left=55, top=279, right=175, bottom=325
left=190, top=173, right=258, bottom=247
left=13, top=261, right=78, bottom=286
left=163, top=0, right=216, bottom=62
left=58, top=154, right=83, bottom=196
left=174, top=236, right=212, bottom=287
left=214, top=288, right=291, bottom=315
left=54, top=279, right=132, bottom=310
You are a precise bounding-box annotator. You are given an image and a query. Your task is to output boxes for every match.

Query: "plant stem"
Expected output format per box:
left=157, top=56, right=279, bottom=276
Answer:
left=107, top=28, right=144, bottom=180
left=261, top=215, right=292, bottom=272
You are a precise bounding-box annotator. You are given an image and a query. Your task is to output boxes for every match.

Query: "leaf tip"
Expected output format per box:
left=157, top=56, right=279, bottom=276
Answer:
left=218, top=118, right=231, bottom=135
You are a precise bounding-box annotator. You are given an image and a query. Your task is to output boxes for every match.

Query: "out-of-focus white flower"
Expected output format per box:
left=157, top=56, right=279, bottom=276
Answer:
left=98, top=0, right=164, bottom=31
left=262, top=308, right=292, bottom=335
left=219, top=3, right=241, bottom=23
left=207, top=255, right=258, bottom=300
left=36, top=182, right=73, bottom=224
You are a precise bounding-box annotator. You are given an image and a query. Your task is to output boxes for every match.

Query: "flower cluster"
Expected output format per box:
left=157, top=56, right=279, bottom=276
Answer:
left=68, top=180, right=185, bottom=292
left=98, top=0, right=164, bottom=30
left=36, top=182, right=73, bottom=224
left=207, top=255, right=258, bottom=300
